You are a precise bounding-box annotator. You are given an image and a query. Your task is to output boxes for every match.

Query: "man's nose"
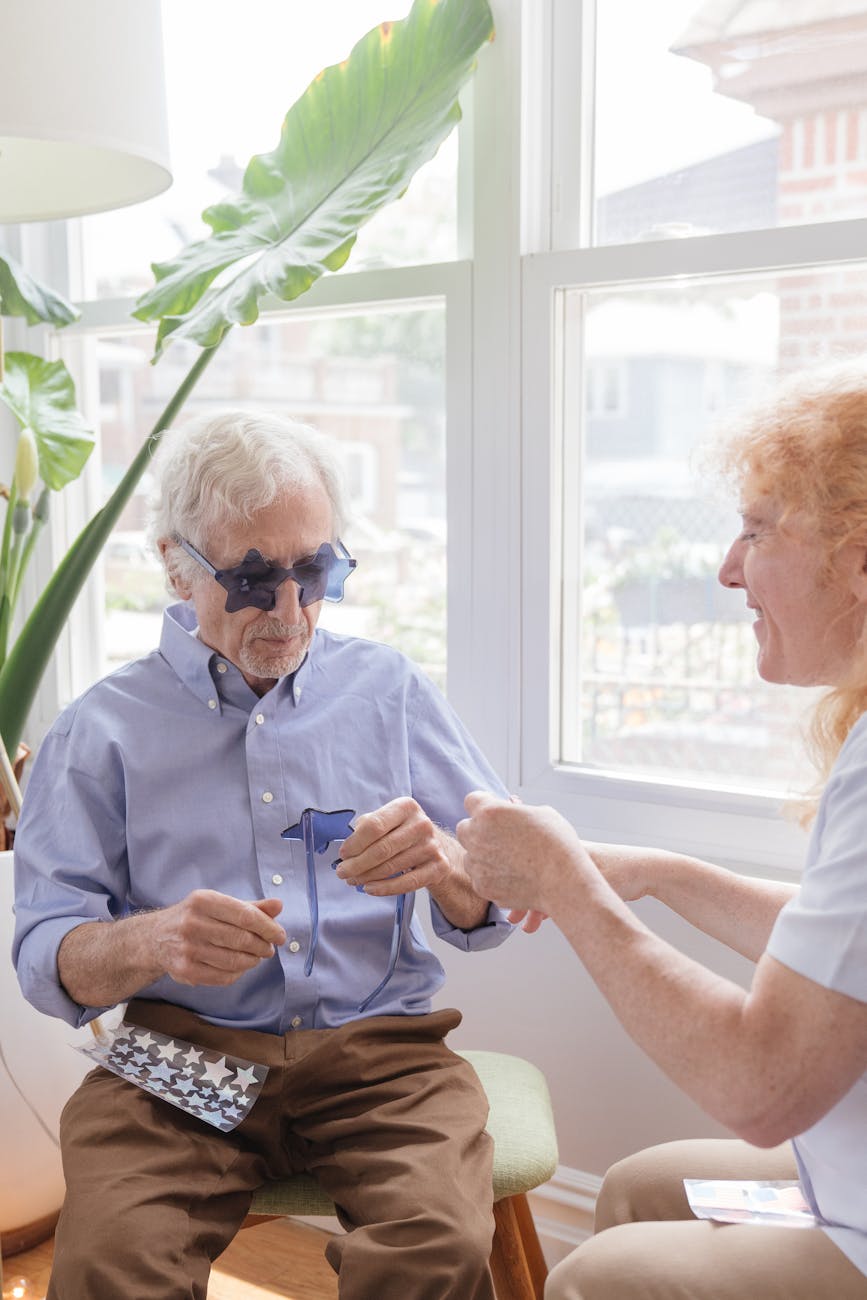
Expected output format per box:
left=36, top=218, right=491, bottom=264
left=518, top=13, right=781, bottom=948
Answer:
left=273, top=575, right=304, bottom=618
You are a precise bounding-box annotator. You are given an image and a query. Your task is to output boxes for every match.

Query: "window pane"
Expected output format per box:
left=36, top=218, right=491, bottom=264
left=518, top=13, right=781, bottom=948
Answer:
left=594, top=1, right=867, bottom=245
left=560, top=267, right=867, bottom=792
left=92, top=304, right=446, bottom=689
left=80, top=0, right=457, bottom=298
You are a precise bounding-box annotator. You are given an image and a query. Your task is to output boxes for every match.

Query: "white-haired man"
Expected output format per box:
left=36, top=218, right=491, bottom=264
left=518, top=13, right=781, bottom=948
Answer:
left=14, top=411, right=511, bottom=1300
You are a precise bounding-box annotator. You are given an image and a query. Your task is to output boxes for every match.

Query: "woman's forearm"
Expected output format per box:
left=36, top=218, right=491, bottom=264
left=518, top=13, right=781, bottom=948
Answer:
left=587, top=842, right=797, bottom=962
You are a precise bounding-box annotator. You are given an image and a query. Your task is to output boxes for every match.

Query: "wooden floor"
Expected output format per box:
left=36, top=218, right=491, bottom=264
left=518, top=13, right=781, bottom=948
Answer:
left=2, top=1219, right=339, bottom=1299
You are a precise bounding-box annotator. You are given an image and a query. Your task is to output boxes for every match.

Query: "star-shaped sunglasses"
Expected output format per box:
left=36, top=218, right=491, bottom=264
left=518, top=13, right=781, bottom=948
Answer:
left=173, top=535, right=357, bottom=613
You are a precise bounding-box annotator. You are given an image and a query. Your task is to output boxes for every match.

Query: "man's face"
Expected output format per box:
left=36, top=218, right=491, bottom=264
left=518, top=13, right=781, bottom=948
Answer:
left=180, top=484, right=334, bottom=694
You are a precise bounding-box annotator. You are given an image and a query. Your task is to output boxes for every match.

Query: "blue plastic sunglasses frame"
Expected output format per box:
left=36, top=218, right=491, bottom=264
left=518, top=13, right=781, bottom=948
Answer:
left=173, top=535, right=357, bottom=613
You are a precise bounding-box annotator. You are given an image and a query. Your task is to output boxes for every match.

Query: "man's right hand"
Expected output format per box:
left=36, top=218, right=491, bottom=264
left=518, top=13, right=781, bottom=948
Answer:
left=151, top=890, right=286, bottom=986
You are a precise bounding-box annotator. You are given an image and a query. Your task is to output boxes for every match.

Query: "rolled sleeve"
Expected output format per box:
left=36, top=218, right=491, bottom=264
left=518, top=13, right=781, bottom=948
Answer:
left=14, top=914, right=111, bottom=1027
left=13, top=712, right=129, bottom=1025
left=428, top=897, right=513, bottom=950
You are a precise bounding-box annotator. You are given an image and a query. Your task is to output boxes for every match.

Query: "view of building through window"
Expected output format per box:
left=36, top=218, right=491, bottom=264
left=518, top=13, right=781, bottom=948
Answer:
left=563, top=265, right=867, bottom=791
left=595, top=1, right=867, bottom=244
left=554, top=0, right=867, bottom=795
left=94, top=305, right=446, bottom=689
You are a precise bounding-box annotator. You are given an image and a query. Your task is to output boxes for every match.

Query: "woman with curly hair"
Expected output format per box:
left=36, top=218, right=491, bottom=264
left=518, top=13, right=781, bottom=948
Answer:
left=458, top=361, right=867, bottom=1299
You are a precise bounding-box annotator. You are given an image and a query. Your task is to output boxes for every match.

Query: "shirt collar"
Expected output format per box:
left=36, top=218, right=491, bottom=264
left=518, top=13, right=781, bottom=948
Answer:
left=159, top=602, right=313, bottom=712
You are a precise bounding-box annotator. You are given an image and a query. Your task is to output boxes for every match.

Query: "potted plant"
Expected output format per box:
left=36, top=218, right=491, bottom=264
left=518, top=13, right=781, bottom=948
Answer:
left=0, top=0, right=495, bottom=1257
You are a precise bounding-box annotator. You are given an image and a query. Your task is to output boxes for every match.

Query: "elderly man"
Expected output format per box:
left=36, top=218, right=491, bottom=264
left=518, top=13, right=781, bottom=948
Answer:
left=13, top=410, right=510, bottom=1300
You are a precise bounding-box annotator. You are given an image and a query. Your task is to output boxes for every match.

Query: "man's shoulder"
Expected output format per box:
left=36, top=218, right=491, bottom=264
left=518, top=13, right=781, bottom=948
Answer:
left=312, top=627, right=420, bottom=680
left=50, top=649, right=169, bottom=738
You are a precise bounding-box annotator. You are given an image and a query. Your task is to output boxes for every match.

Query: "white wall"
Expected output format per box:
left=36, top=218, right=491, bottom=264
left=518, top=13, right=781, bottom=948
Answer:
left=431, top=889, right=757, bottom=1259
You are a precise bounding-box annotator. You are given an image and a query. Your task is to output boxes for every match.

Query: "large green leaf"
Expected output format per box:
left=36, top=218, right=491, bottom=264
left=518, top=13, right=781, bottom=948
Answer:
left=0, top=353, right=94, bottom=490
left=0, top=251, right=79, bottom=327
left=0, top=346, right=219, bottom=753
left=133, top=0, right=494, bottom=357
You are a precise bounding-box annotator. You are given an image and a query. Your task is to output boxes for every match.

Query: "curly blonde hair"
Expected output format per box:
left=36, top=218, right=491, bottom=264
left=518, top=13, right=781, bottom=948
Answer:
left=716, top=359, right=867, bottom=819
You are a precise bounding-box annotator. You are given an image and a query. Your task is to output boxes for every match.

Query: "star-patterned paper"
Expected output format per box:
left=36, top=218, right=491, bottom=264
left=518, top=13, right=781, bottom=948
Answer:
left=77, top=1021, right=269, bottom=1132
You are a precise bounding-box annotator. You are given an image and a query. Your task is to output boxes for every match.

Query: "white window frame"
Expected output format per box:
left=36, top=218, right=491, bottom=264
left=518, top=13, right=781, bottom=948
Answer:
left=519, top=0, right=867, bottom=875
left=19, top=0, right=866, bottom=879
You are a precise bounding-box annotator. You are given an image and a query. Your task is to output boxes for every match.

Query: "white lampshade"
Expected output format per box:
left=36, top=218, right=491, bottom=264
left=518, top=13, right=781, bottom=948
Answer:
left=0, top=0, right=172, bottom=222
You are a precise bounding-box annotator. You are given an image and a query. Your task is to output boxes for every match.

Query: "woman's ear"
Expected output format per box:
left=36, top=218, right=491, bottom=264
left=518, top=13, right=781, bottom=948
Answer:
left=158, top=537, right=192, bottom=601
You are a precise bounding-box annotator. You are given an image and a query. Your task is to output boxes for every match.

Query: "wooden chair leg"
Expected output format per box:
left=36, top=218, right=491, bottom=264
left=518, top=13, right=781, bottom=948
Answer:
left=490, top=1193, right=548, bottom=1300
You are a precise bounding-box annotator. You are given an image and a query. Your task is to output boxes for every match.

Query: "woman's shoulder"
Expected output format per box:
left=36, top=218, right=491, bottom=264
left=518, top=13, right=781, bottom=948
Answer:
left=831, top=709, right=867, bottom=778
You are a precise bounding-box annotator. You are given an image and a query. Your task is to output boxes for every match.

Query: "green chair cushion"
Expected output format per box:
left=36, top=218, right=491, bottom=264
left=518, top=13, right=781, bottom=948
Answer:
left=249, top=1049, right=558, bottom=1217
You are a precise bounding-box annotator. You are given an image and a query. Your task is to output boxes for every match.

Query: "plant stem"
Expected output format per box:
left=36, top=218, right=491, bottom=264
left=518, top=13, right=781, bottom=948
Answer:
left=0, top=480, right=18, bottom=663
left=0, top=479, right=17, bottom=586
left=0, top=726, right=22, bottom=818
left=10, top=510, right=45, bottom=612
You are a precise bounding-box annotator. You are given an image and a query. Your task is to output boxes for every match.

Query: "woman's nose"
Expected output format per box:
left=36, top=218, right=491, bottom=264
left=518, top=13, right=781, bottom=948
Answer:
left=718, top=540, right=743, bottom=589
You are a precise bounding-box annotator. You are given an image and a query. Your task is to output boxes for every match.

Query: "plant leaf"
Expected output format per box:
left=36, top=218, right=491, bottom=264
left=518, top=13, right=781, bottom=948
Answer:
left=0, top=353, right=95, bottom=490
left=0, top=344, right=220, bottom=755
left=0, top=251, right=79, bottom=327
left=133, top=0, right=494, bottom=357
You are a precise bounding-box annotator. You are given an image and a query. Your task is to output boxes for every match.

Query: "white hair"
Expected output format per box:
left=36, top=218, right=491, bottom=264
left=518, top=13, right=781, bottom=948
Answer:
left=146, top=409, right=350, bottom=590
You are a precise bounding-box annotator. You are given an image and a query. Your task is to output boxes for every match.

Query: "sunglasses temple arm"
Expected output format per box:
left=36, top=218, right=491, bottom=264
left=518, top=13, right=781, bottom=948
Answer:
left=174, top=535, right=219, bottom=579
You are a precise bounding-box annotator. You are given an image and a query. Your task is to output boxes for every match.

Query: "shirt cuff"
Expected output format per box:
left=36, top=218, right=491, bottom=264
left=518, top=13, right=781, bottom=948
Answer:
left=428, top=898, right=514, bottom=951
left=15, top=916, right=113, bottom=1028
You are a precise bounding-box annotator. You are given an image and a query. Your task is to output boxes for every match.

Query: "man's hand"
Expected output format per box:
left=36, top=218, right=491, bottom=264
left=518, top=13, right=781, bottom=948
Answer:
left=336, top=796, right=493, bottom=931
left=57, top=890, right=287, bottom=1009
left=150, top=890, right=286, bottom=986
left=335, top=797, right=451, bottom=897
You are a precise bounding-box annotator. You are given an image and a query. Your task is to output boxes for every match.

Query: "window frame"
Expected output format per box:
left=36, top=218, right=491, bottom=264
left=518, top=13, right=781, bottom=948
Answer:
left=18, top=0, right=867, bottom=879
left=519, top=0, right=867, bottom=873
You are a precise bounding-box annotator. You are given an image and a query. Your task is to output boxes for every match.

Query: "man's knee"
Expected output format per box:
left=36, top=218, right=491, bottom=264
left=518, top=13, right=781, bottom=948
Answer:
left=544, top=1233, right=623, bottom=1300
left=594, top=1143, right=691, bottom=1233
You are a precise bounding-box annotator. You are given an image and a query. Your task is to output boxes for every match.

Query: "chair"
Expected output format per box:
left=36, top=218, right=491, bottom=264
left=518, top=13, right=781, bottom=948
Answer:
left=244, top=1049, right=559, bottom=1300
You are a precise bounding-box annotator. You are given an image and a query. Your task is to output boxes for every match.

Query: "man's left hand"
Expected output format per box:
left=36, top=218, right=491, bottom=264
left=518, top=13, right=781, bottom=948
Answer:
left=335, top=796, right=452, bottom=897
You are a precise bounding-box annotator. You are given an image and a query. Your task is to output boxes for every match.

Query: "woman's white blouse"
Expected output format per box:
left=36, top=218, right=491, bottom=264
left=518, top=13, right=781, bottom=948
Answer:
left=766, top=710, right=867, bottom=1275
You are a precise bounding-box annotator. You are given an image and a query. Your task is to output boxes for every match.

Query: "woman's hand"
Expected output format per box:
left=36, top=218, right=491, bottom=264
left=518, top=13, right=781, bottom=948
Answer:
left=507, top=908, right=547, bottom=933
left=456, top=792, right=595, bottom=916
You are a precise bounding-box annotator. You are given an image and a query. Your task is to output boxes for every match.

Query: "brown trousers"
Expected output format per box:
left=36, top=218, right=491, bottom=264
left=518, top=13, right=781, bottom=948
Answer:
left=545, top=1139, right=867, bottom=1300
left=49, top=1000, right=496, bottom=1300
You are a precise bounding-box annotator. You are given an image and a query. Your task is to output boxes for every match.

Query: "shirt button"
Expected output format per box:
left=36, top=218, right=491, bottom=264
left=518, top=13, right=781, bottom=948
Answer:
left=207, top=699, right=217, bottom=710
left=262, top=791, right=274, bottom=803
left=255, top=714, right=265, bottom=725
left=271, top=873, right=283, bottom=886
left=290, top=1016, right=302, bottom=1029
left=216, top=662, right=227, bottom=674
left=288, top=940, right=301, bottom=953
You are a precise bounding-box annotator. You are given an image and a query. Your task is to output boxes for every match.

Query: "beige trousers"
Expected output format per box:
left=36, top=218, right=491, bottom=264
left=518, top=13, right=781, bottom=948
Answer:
left=49, top=999, right=496, bottom=1300
left=545, top=1139, right=867, bottom=1300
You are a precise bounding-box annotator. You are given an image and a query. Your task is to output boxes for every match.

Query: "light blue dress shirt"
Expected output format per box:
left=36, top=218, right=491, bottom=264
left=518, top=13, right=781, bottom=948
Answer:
left=767, top=710, right=867, bottom=1277
left=13, top=604, right=511, bottom=1034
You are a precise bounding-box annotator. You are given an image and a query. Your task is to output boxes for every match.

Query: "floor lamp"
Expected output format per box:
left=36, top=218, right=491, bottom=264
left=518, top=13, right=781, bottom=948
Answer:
left=0, top=2, right=171, bottom=1291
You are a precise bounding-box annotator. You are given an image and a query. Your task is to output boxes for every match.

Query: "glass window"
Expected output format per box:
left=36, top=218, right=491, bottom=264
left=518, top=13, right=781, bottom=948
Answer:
left=80, top=0, right=457, bottom=298
left=593, top=1, right=867, bottom=245
left=91, top=303, right=446, bottom=689
left=560, top=266, right=867, bottom=792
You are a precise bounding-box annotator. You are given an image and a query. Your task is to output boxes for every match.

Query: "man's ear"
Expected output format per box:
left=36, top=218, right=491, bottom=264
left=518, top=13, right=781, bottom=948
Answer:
left=158, top=537, right=192, bottom=601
